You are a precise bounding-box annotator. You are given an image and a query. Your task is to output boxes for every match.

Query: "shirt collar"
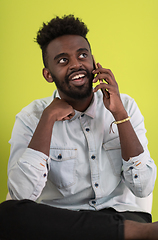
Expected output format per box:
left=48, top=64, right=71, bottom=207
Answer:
left=53, top=90, right=97, bottom=121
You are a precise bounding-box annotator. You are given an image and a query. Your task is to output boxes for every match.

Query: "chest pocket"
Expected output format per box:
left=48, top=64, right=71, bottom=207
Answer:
left=48, top=148, right=77, bottom=189
left=103, top=138, right=122, bottom=176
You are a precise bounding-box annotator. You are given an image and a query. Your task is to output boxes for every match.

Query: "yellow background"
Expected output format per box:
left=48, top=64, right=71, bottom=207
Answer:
left=1, top=0, right=158, bottom=221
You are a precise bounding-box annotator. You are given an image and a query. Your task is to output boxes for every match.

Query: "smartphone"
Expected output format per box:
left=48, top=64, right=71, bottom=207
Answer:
left=92, top=56, right=110, bottom=99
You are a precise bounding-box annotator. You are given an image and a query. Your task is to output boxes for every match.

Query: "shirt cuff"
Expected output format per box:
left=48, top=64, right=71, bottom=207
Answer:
left=16, top=148, right=50, bottom=200
left=122, top=151, right=148, bottom=171
left=20, top=147, right=50, bottom=170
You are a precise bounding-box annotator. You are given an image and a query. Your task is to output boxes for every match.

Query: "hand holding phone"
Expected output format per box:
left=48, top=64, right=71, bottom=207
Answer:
left=92, top=57, right=126, bottom=117
left=92, top=56, right=110, bottom=99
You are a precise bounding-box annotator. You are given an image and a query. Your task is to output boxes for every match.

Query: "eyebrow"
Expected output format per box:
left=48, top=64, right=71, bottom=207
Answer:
left=77, top=48, right=89, bottom=53
left=54, top=52, right=68, bottom=61
left=54, top=48, right=89, bottom=61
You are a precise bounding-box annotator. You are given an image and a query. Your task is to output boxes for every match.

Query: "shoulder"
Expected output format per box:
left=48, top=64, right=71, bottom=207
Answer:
left=16, top=90, right=58, bottom=124
left=15, top=94, right=55, bottom=129
left=120, top=93, right=134, bottom=105
left=17, top=90, right=58, bottom=118
left=18, top=96, right=52, bottom=117
left=120, top=93, right=139, bottom=110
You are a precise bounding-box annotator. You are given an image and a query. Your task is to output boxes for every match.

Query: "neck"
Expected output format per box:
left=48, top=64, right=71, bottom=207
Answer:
left=58, top=91, right=94, bottom=112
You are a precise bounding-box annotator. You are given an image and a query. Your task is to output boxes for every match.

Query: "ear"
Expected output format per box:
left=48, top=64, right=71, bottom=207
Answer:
left=43, top=68, right=54, bottom=83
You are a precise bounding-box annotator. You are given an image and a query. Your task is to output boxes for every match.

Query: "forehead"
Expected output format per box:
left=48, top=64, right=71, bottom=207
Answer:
left=46, top=35, right=91, bottom=59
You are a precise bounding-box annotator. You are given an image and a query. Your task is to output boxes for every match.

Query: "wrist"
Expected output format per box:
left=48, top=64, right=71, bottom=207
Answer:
left=42, top=109, right=56, bottom=126
left=112, top=110, right=128, bottom=121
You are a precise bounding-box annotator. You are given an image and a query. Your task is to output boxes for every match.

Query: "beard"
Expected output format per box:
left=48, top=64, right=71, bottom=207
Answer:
left=50, top=69, right=94, bottom=100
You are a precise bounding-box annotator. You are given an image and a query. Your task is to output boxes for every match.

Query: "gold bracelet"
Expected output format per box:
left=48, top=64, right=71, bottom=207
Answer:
left=109, top=116, right=131, bottom=133
left=113, top=116, right=131, bottom=125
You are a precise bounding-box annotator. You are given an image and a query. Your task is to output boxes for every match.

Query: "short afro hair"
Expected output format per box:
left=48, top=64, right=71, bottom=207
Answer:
left=35, top=15, right=90, bottom=67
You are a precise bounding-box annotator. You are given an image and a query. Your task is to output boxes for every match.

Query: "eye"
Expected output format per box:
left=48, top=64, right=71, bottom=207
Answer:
left=58, top=58, right=68, bottom=64
left=79, top=53, right=87, bottom=59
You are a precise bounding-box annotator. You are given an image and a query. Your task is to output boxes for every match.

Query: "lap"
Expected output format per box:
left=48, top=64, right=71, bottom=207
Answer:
left=0, top=199, right=151, bottom=240
left=100, top=207, right=152, bottom=223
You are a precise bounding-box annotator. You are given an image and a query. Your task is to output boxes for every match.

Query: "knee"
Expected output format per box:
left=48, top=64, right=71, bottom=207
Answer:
left=0, top=199, right=35, bottom=222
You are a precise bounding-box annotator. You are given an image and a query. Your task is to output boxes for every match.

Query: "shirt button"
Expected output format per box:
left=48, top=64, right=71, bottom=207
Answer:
left=91, top=200, right=96, bottom=205
left=95, top=183, right=99, bottom=187
left=43, top=173, right=47, bottom=177
left=129, top=166, right=134, bottom=170
left=58, top=154, right=62, bottom=159
left=91, top=155, right=96, bottom=160
left=85, top=128, right=90, bottom=132
left=134, top=174, right=138, bottom=179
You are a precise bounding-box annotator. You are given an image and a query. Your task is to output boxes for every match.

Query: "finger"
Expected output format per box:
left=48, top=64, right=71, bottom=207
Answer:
left=59, top=109, right=75, bottom=121
left=62, top=117, right=69, bottom=121
left=97, top=62, right=102, bottom=68
left=93, top=73, right=113, bottom=84
left=62, top=114, right=74, bottom=121
left=92, top=67, right=115, bottom=79
left=93, top=83, right=110, bottom=99
left=68, top=112, right=75, bottom=118
left=92, top=68, right=102, bottom=75
left=101, top=88, right=110, bottom=99
left=68, top=111, right=75, bottom=118
left=93, top=82, right=109, bottom=92
left=99, top=80, right=110, bottom=99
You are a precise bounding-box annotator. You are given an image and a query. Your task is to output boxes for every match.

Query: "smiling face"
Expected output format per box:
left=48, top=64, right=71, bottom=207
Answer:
left=43, top=35, right=94, bottom=100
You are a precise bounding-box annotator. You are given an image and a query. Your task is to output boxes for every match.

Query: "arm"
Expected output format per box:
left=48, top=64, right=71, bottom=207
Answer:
left=93, top=64, right=156, bottom=196
left=8, top=97, right=75, bottom=200
left=28, top=97, right=75, bottom=156
left=93, top=63, right=143, bottom=161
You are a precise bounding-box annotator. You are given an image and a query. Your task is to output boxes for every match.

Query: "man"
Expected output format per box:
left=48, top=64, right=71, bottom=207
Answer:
left=0, top=15, right=158, bottom=240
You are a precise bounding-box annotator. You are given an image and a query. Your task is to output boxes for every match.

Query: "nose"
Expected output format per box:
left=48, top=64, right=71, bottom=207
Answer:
left=69, top=58, right=82, bottom=70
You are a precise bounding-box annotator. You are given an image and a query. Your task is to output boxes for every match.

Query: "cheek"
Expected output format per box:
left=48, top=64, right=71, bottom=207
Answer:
left=87, top=60, right=95, bottom=72
left=51, top=68, right=66, bottom=80
left=87, top=63, right=94, bottom=76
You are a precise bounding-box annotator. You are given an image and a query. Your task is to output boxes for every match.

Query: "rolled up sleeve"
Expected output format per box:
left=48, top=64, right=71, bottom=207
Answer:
left=122, top=151, right=157, bottom=197
left=7, top=103, right=51, bottom=201
left=8, top=148, right=50, bottom=200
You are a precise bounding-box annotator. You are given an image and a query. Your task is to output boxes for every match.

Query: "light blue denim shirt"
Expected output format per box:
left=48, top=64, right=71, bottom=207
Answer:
left=8, top=90, right=156, bottom=212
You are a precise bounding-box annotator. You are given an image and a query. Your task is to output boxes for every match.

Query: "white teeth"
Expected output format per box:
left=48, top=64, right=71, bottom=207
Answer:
left=72, top=74, right=85, bottom=80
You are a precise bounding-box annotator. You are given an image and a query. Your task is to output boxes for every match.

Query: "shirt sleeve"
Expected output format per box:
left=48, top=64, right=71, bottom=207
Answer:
left=8, top=148, right=50, bottom=200
left=7, top=112, right=50, bottom=200
left=122, top=151, right=156, bottom=197
left=121, top=95, right=157, bottom=197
